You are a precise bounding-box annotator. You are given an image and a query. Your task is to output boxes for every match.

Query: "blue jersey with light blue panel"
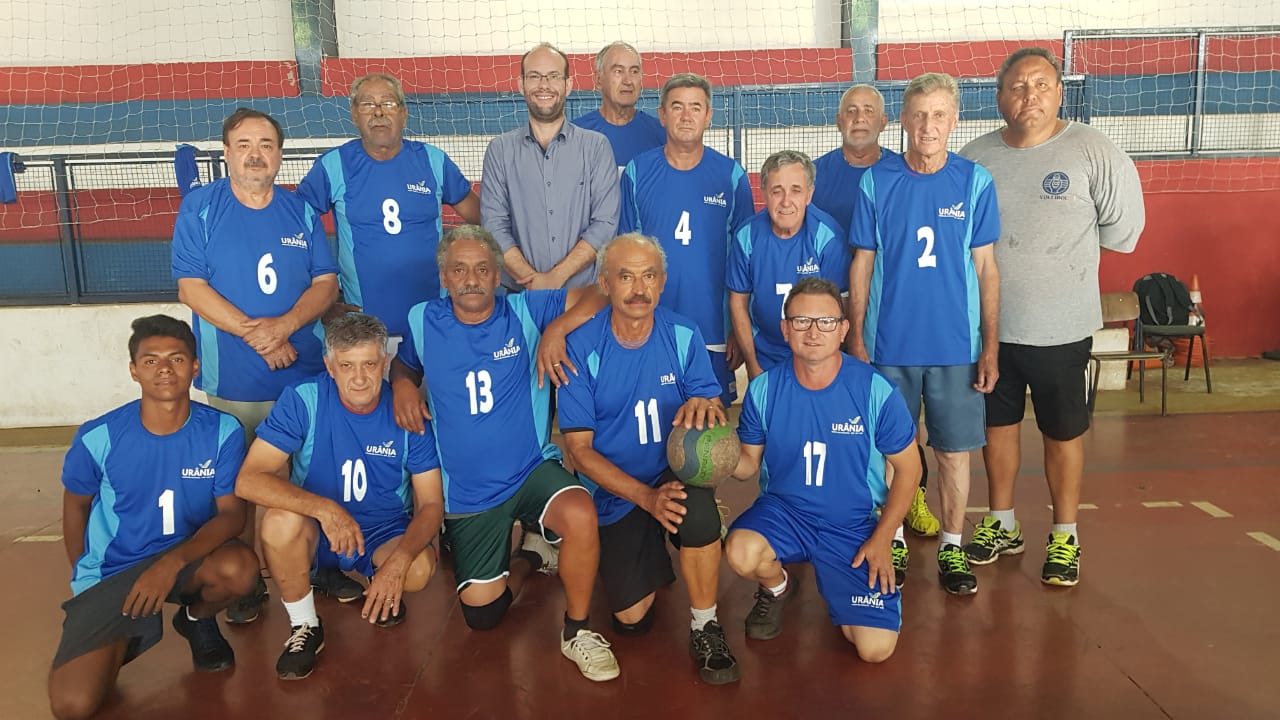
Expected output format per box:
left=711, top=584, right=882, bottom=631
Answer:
left=296, top=139, right=473, bottom=336
left=171, top=178, right=337, bottom=401
left=738, top=357, right=915, bottom=531
left=727, top=207, right=851, bottom=369
left=398, top=290, right=566, bottom=514
left=255, top=374, right=439, bottom=529
left=558, top=307, right=722, bottom=525
left=620, top=147, right=755, bottom=347
left=61, top=401, right=244, bottom=596
left=811, top=147, right=894, bottom=235
left=573, top=109, right=666, bottom=169
left=849, top=152, right=999, bottom=366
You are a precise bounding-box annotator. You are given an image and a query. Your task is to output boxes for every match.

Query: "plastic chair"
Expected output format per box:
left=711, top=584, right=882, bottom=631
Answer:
left=1089, top=292, right=1170, bottom=416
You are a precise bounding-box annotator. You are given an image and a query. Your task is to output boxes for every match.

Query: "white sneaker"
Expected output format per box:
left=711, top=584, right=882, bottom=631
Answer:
left=521, top=530, right=560, bottom=575
left=560, top=629, right=620, bottom=682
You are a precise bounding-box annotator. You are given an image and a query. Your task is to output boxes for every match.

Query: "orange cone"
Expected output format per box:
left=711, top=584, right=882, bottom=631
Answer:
left=1189, top=273, right=1202, bottom=305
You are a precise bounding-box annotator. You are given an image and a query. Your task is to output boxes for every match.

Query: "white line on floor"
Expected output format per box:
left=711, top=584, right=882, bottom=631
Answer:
left=1246, top=532, right=1280, bottom=552
left=14, top=534, right=63, bottom=543
left=1046, top=504, right=1098, bottom=510
left=966, top=506, right=989, bottom=514
left=1141, top=501, right=1184, bottom=508
left=1191, top=501, right=1233, bottom=518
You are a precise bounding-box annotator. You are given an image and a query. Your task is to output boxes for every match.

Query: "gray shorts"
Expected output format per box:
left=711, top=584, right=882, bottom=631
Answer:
left=204, top=395, right=274, bottom=445
left=51, top=553, right=201, bottom=669
left=874, top=363, right=986, bottom=452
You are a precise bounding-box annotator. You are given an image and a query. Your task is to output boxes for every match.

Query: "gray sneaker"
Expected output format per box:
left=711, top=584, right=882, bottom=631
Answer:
left=744, top=582, right=791, bottom=640
left=521, top=530, right=560, bottom=575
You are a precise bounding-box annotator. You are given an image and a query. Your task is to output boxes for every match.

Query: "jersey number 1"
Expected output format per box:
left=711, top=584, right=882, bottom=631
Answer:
left=157, top=489, right=176, bottom=535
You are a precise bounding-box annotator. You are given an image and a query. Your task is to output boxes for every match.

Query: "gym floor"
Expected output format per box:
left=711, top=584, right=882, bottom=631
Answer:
left=2, top=359, right=1277, bottom=719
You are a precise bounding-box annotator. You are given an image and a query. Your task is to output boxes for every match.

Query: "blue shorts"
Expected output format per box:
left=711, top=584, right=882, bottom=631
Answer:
left=316, top=515, right=409, bottom=578
left=875, top=363, right=986, bottom=452
left=707, top=349, right=736, bottom=405
left=731, top=494, right=901, bottom=631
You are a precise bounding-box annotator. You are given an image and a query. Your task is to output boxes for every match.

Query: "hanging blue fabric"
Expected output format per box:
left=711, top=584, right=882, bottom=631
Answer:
left=0, top=152, right=18, bottom=204
left=175, top=144, right=202, bottom=197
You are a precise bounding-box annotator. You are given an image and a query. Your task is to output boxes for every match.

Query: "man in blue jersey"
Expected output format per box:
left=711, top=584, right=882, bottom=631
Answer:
left=559, top=234, right=738, bottom=685
left=815, top=85, right=941, bottom=540
left=847, top=73, right=1001, bottom=596
left=172, top=108, right=345, bottom=622
left=725, top=279, right=920, bottom=662
left=482, top=42, right=619, bottom=291
left=49, top=315, right=258, bottom=720
left=297, top=73, right=481, bottom=340
left=389, top=225, right=618, bottom=682
left=236, top=313, right=444, bottom=680
left=811, top=84, right=892, bottom=236
left=620, top=73, right=755, bottom=404
left=728, top=150, right=850, bottom=379
left=574, top=42, right=666, bottom=169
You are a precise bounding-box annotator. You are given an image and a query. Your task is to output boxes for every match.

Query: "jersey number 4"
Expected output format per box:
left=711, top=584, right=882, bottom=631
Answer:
left=674, top=211, right=692, bottom=246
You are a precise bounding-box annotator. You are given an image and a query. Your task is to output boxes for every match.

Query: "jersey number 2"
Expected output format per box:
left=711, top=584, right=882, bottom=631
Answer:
left=916, top=227, right=937, bottom=268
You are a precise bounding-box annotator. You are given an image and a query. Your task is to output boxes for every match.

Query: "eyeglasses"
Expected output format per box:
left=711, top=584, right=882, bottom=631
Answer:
left=354, top=100, right=403, bottom=114
left=785, top=316, right=843, bottom=332
left=523, top=72, right=566, bottom=84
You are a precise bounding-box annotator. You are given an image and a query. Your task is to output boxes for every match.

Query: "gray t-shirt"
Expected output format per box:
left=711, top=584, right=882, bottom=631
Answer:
left=960, top=121, right=1145, bottom=346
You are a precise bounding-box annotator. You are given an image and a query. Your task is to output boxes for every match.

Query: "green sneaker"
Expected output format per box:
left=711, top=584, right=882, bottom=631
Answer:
left=938, top=543, right=978, bottom=595
left=904, top=488, right=940, bottom=537
left=964, top=516, right=1025, bottom=565
left=1042, top=532, right=1081, bottom=586
left=891, top=538, right=909, bottom=587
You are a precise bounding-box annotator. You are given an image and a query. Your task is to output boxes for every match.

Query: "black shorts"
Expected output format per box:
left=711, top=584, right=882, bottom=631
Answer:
left=985, top=338, right=1092, bottom=441
left=52, top=553, right=202, bottom=669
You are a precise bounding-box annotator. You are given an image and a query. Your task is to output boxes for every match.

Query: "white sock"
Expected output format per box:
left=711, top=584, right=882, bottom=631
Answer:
left=940, top=532, right=962, bottom=549
left=1051, top=523, right=1078, bottom=541
left=766, top=569, right=789, bottom=597
left=991, top=509, right=1017, bottom=531
left=690, top=604, right=718, bottom=632
left=893, top=525, right=905, bottom=542
left=283, top=590, right=319, bottom=628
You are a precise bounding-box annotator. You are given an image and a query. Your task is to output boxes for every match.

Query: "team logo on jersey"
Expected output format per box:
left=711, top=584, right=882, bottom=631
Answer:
left=280, top=232, right=308, bottom=249
left=703, top=192, right=728, bottom=208
left=831, top=416, right=865, bottom=435
left=365, top=440, right=398, bottom=458
left=406, top=180, right=433, bottom=196
left=796, top=257, right=821, bottom=275
left=493, top=337, right=522, bottom=361
left=181, top=458, right=217, bottom=479
left=660, top=372, right=677, bottom=386
left=936, top=202, right=966, bottom=220
left=1041, top=171, right=1070, bottom=197
left=850, top=591, right=886, bottom=609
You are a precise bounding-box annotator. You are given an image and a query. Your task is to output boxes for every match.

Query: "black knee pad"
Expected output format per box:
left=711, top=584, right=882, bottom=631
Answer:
left=460, top=587, right=513, bottom=631
left=675, top=485, right=722, bottom=549
left=611, top=604, right=655, bottom=637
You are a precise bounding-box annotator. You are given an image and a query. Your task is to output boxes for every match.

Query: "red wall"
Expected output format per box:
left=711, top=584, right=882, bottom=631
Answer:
left=1099, top=159, right=1280, bottom=357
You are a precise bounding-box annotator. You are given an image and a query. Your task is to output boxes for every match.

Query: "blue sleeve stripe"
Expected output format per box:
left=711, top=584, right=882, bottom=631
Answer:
left=813, top=219, right=835, bottom=254
left=673, top=323, right=694, bottom=369
left=217, top=413, right=241, bottom=447
left=70, top=424, right=117, bottom=596
left=587, top=350, right=600, bottom=380
left=623, top=163, right=641, bottom=232
left=320, top=151, right=359, bottom=306
left=194, top=314, right=220, bottom=396
left=865, top=250, right=884, bottom=361
left=426, top=145, right=448, bottom=243
left=291, top=384, right=320, bottom=486
left=965, top=166, right=986, bottom=362
left=748, top=374, right=770, bottom=434
left=509, top=296, right=556, bottom=456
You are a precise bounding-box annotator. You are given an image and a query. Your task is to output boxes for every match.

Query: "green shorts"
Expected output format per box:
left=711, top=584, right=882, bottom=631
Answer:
left=445, top=460, right=586, bottom=591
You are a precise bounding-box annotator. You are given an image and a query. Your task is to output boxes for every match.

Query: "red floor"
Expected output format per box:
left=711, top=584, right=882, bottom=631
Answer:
left=2, top=412, right=1278, bottom=719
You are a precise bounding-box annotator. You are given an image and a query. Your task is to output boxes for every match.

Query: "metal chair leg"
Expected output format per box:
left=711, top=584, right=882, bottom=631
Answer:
left=1201, top=334, right=1213, bottom=392
left=1184, top=335, right=1195, bottom=381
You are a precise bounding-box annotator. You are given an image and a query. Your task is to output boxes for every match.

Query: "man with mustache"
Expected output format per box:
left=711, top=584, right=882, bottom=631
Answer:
left=811, top=84, right=894, bottom=238
left=960, top=48, right=1144, bottom=587
left=619, top=73, right=755, bottom=406
left=172, top=108, right=339, bottom=621
left=558, top=234, right=739, bottom=685
left=297, top=72, right=480, bottom=342
left=846, top=74, right=1001, bottom=596
left=481, top=42, right=619, bottom=291
left=389, top=225, right=619, bottom=682
left=236, top=313, right=445, bottom=681
left=574, top=42, right=666, bottom=169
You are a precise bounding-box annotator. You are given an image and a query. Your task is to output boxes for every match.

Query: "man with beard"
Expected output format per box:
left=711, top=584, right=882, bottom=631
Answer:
left=481, top=43, right=619, bottom=290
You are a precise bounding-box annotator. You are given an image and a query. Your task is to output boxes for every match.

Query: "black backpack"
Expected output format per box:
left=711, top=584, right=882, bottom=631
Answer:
left=1132, top=272, right=1194, bottom=326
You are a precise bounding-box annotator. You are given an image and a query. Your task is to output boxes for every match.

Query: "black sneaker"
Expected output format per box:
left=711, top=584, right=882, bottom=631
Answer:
left=312, top=567, right=363, bottom=602
left=689, top=621, right=740, bottom=685
left=225, top=575, right=269, bottom=624
left=276, top=623, right=325, bottom=680
left=938, top=543, right=978, bottom=596
left=1042, top=532, right=1082, bottom=587
left=744, top=582, right=791, bottom=640
left=171, top=609, right=234, bottom=672
left=372, top=598, right=407, bottom=628
left=891, top=538, right=909, bottom=588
